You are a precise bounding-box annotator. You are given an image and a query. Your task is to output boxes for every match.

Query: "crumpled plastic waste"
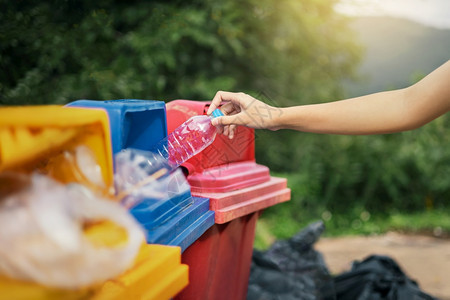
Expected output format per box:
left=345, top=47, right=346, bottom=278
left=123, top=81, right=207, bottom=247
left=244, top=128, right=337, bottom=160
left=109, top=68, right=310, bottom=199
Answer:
left=114, top=148, right=190, bottom=208
left=0, top=172, right=145, bottom=289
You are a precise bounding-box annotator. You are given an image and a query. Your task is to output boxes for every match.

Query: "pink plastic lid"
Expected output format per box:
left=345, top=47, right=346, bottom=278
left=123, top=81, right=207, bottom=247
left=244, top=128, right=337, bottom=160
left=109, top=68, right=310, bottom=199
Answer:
left=191, top=176, right=291, bottom=224
left=187, top=161, right=270, bottom=194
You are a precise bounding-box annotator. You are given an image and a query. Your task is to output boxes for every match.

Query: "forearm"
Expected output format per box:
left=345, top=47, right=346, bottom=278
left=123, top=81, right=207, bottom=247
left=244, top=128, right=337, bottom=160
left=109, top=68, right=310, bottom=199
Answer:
left=275, top=60, right=450, bottom=135
left=275, top=89, right=411, bottom=134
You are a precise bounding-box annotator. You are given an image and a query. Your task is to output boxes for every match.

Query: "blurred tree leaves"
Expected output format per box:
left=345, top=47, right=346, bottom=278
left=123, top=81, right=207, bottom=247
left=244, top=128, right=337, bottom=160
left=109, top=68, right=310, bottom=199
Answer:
left=0, top=0, right=359, bottom=105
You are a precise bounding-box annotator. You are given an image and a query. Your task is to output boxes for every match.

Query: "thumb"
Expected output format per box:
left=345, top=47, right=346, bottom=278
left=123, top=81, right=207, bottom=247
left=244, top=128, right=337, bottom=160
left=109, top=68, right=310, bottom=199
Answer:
left=211, top=115, right=239, bottom=127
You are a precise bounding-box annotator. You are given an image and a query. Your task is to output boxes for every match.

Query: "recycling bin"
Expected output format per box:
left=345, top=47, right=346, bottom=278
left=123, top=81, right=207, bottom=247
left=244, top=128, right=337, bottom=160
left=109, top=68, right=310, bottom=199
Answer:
left=67, top=99, right=167, bottom=156
left=0, top=106, right=189, bottom=299
left=166, top=100, right=291, bottom=300
left=177, top=162, right=290, bottom=300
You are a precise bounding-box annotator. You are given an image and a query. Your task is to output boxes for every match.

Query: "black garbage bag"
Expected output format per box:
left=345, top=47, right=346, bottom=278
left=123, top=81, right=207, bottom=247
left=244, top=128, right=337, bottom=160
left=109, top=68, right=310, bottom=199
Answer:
left=322, top=255, right=438, bottom=300
left=248, top=221, right=438, bottom=300
left=247, top=221, right=335, bottom=300
left=248, top=251, right=316, bottom=300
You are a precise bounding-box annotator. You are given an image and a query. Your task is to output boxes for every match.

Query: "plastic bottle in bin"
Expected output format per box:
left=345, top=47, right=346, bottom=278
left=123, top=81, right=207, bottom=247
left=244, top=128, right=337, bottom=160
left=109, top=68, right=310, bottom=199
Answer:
left=151, top=109, right=224, bottom=169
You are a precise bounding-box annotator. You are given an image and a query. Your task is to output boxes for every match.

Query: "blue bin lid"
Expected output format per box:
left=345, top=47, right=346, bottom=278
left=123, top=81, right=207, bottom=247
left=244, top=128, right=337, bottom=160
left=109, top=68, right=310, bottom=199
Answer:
left=130, top=189, right=193, bottom=229
left=154, top=196, right=214, bottom=252
left=130, top=190, right=214, bottom=253
left=66, top=99, right=167, bottom=155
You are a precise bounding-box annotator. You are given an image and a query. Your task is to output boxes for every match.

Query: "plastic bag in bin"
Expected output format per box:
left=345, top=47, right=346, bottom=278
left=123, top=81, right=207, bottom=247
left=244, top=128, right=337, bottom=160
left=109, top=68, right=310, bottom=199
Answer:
left=44, top=145, right=114, bottom=197
left=0, top=172, right=145, bottom=289
left=115, top=149, right=190, bottom=208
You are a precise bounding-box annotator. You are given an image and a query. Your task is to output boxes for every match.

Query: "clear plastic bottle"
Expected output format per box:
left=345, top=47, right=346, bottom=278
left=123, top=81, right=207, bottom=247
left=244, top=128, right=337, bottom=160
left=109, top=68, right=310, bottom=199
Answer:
left=150, top=109, right=224, bottom=169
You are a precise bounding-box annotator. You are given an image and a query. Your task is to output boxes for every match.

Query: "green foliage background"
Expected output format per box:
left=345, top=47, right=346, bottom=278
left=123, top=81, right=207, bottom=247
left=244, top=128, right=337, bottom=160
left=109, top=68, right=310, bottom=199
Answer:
left=1, top=0, right=449, bottom=237
left=1, top=0, right=359, bottom=105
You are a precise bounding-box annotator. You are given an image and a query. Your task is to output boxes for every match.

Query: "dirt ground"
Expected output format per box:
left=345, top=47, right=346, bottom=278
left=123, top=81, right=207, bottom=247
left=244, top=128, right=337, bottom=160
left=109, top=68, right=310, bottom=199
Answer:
left=315, top=232, right=450, bottom=299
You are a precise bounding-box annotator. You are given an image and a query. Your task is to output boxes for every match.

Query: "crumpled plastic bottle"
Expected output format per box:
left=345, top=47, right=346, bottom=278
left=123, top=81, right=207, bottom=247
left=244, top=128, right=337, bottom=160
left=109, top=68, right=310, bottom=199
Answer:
left=114, top=149, right=191, bottom=208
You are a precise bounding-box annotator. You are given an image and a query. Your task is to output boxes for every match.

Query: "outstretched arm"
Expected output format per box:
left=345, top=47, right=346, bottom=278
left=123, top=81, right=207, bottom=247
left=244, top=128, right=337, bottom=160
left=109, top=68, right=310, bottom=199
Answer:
left=208, top=60, right=450, bottom=136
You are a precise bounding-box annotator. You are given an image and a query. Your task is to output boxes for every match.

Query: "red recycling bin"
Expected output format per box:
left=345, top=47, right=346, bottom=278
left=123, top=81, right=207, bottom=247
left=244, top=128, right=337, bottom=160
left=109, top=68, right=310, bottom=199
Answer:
left=167, top=100, right=291, bottom=300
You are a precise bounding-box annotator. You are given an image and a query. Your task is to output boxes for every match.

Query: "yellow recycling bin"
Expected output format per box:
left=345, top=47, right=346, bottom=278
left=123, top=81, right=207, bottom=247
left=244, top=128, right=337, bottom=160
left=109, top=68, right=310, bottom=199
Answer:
left=0, top=106, right=189, bottom=299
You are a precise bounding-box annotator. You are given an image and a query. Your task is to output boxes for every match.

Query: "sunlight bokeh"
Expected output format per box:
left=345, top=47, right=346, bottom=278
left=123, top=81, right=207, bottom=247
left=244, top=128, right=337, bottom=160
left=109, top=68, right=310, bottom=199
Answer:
left=336, top=0, right=450, bottom=29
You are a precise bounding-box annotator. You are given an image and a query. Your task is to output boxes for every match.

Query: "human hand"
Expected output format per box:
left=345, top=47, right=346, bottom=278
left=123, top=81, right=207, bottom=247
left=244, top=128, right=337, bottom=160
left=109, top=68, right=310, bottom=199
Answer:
left=207, top=91, right=280, bottom=139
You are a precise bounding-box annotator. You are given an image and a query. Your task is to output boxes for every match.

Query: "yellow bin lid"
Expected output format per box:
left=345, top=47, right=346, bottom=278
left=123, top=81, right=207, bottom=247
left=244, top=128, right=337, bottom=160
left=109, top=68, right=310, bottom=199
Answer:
left=0, top=105, right=114, bottom=193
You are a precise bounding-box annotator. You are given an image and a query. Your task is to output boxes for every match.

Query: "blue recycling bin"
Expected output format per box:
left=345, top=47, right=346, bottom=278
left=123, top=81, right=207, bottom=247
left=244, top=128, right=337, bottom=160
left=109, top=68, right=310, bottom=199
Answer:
left=67, top=99, right=214, bottom=252
left=67, top=99, right=167, bottom=155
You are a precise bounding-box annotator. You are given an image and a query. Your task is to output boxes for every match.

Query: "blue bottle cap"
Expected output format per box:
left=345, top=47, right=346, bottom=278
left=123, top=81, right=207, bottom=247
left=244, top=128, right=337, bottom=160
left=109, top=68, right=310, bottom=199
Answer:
left=211, top=109, right=224, bottom=118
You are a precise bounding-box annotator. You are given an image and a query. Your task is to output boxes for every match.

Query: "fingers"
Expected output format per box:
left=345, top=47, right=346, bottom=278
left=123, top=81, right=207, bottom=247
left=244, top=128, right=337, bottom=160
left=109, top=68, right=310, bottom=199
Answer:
left=215, top=124, right=224, bottom=135
left=215, top=124, right=236, bottom=139
left=207, top=91, right=246, bottom=115
left=220, top=101, right=239, bottom=115
left=211, top=115, right=240, bottom=127
left=208, top=91, right=254, bottom=138
left=228, top=125, right=237, bottom=139
left=223, top=125, right=229, bottom=137
left=207, top=91, right=225, bottom=115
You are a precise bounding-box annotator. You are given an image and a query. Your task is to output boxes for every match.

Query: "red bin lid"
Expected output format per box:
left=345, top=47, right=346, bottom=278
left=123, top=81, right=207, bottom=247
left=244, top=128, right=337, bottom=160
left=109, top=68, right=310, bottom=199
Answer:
left=192, top=176, right=291, bottom=224
left=188, top=161, right=291, bottom=224
left=187, top=161, right=270, bottom=194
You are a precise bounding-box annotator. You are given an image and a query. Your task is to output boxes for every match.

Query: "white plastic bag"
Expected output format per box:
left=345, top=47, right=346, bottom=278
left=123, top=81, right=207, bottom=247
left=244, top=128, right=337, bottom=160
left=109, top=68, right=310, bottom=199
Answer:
left=0, top=173, right=144, bottom=289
